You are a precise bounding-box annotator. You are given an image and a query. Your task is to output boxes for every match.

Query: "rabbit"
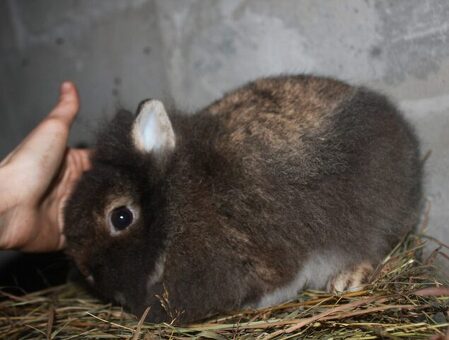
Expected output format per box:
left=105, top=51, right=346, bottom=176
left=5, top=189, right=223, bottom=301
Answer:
left=64, top=74, right=422, bottom=324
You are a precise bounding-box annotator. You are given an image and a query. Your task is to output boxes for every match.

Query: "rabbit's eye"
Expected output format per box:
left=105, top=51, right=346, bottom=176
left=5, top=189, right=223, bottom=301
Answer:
left=110, top=206, right=134, bottom=231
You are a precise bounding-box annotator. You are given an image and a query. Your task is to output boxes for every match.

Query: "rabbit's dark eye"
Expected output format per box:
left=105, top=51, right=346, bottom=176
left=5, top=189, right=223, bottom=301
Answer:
left=110, top=206, right=134, bottom=231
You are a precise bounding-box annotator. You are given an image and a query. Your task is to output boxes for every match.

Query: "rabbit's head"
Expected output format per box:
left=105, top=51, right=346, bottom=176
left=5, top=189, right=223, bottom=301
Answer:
left=64, top=100, right=175, bottom=310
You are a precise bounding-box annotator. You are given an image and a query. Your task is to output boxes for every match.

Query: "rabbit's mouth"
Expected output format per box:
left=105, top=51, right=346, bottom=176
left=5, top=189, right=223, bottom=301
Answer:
left=145, top=252, right=167, bottom=288
left=66, top=245, right=92, bottom=280
left=77, top=261, right=94, bottom=284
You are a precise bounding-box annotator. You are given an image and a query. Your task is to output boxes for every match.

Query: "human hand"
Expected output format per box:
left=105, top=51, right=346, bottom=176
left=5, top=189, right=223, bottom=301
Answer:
left=0, top=82, right=90, bottom=251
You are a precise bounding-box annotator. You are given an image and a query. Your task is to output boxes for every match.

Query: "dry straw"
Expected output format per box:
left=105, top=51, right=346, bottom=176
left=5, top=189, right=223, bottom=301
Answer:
left=1, top=224, right=448, bottom=339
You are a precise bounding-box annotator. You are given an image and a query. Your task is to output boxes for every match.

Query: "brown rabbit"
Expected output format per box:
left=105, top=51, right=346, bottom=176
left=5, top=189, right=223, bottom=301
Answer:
left=64, top=74, right=422, bottom=324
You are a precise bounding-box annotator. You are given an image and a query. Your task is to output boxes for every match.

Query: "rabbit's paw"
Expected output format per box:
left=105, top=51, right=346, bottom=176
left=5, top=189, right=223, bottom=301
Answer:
left=327, top=261, right=373, bottom=293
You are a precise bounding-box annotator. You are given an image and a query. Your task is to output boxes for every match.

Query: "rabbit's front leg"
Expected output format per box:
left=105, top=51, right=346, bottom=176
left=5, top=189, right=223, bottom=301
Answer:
left=326, top=261, right=373, bottom=293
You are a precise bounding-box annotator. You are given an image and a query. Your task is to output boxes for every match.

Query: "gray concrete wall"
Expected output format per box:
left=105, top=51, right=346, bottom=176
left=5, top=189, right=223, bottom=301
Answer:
left=1, top=0, right=448, bottom=271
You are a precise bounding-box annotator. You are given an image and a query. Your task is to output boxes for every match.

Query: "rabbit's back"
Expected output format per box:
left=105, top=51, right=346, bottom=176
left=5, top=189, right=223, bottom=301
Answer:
left=203, top=76, right=418, bottom=186
left=205, top=76, right=353, bottom=169
left=173, top=75, right=421, bottom=247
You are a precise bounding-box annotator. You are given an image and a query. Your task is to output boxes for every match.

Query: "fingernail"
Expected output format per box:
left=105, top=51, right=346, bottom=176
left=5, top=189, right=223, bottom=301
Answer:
left=61, top=81, right=71, bottom=93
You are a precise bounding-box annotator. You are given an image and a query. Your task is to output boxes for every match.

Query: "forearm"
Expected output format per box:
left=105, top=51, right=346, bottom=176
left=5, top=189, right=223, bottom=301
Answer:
left=0, top=168, right=11, bottom=247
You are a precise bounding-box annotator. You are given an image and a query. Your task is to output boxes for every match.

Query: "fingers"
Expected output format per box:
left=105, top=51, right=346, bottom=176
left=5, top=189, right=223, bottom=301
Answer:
left=53, top=149, right=91, bottom=250
left=20, top=149, right=91, bottom=251
left=72, top=148, right=92, bottom=173
left=56, top=149, right=91, bottom=228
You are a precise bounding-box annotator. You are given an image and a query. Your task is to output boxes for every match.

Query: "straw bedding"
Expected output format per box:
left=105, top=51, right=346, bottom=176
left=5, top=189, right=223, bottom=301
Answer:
left=1, top=220, right=448, bottom=339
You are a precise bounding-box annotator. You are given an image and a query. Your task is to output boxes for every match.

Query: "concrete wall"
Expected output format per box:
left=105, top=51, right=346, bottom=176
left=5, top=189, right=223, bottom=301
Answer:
left=1, top=0, right=448, bottom=272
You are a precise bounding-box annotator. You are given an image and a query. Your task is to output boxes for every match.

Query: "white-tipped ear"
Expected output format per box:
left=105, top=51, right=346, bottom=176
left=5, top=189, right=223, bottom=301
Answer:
left=132, top=99, right=175, bottom=154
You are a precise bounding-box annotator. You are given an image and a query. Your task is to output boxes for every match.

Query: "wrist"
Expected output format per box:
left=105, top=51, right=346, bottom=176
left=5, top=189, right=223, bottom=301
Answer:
left=0, top=166, right=24, bottom=249
left=0, top=209, right=19, bottom=250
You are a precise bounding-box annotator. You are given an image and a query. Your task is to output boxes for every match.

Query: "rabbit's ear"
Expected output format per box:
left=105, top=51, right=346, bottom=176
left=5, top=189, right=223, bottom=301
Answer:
left=132, top=99, right=175, bottom=155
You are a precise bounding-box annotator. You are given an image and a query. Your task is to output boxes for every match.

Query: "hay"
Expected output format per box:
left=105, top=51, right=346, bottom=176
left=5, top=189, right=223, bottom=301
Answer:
left=1, top=231, right=448, bottom=339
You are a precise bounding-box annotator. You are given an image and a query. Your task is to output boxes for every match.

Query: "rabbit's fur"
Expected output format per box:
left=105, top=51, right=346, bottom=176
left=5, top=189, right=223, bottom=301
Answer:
left=64, top=75, right=422, bottom=323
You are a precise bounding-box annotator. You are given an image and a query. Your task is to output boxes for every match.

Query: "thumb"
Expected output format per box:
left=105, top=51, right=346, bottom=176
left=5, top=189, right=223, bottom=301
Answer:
left=6, top=82, right=80, bottom=192
left=47, top=81, right=80, bottom=126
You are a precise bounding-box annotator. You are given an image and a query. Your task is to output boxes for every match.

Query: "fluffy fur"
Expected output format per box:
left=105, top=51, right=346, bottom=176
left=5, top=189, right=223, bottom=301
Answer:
left=64, top=74, right=422, bottom=323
